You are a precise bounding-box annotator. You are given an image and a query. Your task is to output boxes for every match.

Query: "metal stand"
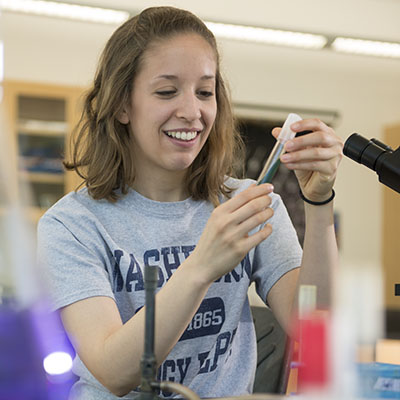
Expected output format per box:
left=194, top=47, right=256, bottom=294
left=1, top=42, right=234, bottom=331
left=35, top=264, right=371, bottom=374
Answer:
left=137, top=265, right=161, bottom=400
left=137, top=265, right=200, bottom=400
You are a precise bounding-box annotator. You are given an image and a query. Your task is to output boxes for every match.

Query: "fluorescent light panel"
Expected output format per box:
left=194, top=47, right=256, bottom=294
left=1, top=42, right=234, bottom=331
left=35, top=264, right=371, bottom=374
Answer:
left=332, top=37, right=400, bottom=59
left=0, top=0, right=129, bottom=24
left=205, top=21, right=327, bottom=50
left=1, top=1, right=400, bottom=59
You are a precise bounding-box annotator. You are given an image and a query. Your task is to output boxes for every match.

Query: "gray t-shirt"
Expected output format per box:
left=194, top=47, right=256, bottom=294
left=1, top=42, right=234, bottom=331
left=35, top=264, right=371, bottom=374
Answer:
left=37, top=178, right=302, bottom=400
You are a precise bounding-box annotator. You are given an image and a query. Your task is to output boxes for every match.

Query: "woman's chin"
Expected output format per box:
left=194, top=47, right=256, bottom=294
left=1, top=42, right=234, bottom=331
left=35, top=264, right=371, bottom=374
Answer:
left=166, top=156, right=197, bottom=172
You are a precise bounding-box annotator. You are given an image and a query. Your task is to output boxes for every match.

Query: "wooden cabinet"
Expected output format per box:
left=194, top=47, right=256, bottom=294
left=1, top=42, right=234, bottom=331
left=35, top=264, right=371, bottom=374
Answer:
left=383, top=123, right=400, bottom=312
left=2, top=81, right=84, bottom=223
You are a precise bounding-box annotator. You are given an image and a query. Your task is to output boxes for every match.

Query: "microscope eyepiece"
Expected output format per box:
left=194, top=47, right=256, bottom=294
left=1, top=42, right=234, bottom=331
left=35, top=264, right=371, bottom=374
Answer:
left=344, top=133, right=400, bottom=194
left=343, top=133, right=368, bottom=164
left=343, top=133, right=388, bottom=171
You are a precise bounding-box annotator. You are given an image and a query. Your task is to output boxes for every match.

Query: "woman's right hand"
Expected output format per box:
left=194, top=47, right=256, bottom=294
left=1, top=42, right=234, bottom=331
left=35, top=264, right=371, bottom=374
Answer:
left=191, top=183, right=274, bottom=283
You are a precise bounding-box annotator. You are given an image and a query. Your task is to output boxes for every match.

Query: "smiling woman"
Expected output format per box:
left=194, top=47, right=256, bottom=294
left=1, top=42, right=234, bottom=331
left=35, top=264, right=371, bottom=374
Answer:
left=115, top=33, right=218, bottom=201
left=64, top=6, right=243, bottom=206
left=37, top=5, right=342, bottom=400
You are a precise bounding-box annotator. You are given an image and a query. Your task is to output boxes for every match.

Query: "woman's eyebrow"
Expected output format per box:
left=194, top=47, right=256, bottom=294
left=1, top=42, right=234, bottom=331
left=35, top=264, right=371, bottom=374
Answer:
left=153, top=74, right=178, bottom=81
left=200, top=75, right=216, bottom=81
left=152, top=74, right=215, bottom=81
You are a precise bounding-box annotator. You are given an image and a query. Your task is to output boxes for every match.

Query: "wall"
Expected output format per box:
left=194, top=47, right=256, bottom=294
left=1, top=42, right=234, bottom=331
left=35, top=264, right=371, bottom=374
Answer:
left=2, top=4, right=400, bottom=286
left=220, top=39, right=400, bottom=272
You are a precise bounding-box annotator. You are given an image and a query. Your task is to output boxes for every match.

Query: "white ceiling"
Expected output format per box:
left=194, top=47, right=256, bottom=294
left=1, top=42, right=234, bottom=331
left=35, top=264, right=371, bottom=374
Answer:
left=58, top=0, right=400, bottom=42
left=2, top=0, right=400, bottom=85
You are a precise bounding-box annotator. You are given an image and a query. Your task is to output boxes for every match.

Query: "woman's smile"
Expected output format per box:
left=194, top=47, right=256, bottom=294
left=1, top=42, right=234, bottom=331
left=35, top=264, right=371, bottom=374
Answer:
left=163, top=128, right=202, bottom=144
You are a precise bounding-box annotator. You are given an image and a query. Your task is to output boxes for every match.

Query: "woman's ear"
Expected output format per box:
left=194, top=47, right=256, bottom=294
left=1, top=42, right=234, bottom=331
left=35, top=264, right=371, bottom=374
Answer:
left=117, top=108, right=130, bottom=124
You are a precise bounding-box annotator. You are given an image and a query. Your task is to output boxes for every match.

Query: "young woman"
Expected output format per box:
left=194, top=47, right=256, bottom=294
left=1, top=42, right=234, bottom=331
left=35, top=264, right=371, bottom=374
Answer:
left=38, top=6, right=343, bottom=400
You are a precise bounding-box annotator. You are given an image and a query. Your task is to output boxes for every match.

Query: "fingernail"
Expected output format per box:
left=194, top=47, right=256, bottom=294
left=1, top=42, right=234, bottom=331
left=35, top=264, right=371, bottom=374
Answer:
left=267, top=184, right=274, bottom=191
left=281, top=154, right=291, bottom=162
left=291, top=123, right=300, bottom=130
left=285, top=141, right=294, bottom=150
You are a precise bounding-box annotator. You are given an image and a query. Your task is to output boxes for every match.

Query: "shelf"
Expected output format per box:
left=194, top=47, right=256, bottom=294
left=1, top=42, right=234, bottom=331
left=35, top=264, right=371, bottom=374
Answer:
left=23, top=180, right=65, bottom=209
left=18, top=133, right=65, bottom=174
left=19, top=171, right=64, bottom=184
left=18, top=157, right=64, bottom=175
left=17, top=119, right=68, bottom=136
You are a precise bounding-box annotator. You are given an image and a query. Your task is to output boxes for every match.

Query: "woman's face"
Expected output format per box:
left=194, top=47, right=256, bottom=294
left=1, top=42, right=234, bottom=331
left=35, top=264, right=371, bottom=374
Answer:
left=121, top=33, right=218, bottom=185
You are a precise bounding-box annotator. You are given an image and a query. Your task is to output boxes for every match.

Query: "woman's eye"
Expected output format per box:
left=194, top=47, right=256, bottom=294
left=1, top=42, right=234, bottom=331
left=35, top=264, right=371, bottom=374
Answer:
left=198, top=91, right=214, bottom=98
left=156, top=90, right=176, bottom=97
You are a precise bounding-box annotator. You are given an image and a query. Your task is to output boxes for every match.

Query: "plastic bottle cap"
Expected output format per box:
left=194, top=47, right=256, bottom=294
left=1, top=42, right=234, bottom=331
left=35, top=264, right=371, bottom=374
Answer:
left=278, top=113, right=302, bottom=143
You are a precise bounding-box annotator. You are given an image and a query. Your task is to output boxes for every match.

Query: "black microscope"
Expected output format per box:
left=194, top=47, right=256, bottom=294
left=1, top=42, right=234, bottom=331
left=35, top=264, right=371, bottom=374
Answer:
left=344, top=133, right=400, bottom=194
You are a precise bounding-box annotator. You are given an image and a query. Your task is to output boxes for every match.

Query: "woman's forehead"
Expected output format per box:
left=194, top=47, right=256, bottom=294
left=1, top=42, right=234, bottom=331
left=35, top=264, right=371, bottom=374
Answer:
left=137, top=33, right=217, bottom=81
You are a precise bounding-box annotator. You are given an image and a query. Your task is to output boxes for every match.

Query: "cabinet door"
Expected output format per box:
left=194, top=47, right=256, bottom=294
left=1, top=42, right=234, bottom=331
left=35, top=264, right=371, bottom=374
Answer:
left=383, top=124, right=400, bottom=311
left=2, top=81, right=84, bottom=223
left=17, top=94, right=67, bottom=209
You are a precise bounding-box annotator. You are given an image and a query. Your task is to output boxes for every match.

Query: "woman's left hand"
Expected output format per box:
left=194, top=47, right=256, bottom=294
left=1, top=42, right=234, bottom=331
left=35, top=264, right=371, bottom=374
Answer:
left=272, top=118, right=343, bottom=202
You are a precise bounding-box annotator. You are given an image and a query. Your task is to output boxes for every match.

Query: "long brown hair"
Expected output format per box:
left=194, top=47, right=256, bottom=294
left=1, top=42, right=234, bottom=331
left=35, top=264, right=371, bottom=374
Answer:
left=65, top=6, right=245, bottom=206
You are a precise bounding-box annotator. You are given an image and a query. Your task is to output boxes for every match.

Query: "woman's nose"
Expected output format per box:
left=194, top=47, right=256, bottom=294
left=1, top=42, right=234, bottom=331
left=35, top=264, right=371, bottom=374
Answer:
left=176, top=93, right=201, bottom=121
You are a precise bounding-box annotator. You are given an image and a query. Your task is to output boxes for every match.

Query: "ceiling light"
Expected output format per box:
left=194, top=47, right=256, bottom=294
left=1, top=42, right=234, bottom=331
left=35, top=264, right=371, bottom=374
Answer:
left=332, top=37, right=400, bottom=59
left=0, top=0, right=130, bottom=24
left=205, top=21, right=328, bottom=50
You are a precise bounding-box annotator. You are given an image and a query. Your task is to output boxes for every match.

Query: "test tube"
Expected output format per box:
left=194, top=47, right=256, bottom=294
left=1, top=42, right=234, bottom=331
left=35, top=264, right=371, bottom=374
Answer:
left=257, top=113, right=302, bottom=185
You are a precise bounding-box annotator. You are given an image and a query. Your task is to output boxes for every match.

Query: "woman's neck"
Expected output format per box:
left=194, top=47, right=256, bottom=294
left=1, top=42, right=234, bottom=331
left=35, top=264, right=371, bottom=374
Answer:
left=132, top=170, right=189, bottom=202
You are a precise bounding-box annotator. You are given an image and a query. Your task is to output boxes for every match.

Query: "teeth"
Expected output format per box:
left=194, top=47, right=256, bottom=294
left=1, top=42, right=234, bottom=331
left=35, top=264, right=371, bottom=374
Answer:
left=165, top=131, right=198, bottom=141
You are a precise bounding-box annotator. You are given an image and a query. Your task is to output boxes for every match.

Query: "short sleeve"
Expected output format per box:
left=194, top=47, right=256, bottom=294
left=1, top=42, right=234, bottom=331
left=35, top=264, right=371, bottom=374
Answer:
left=37, top=213, right=115, bottom=311
left=251, top=193, right=302, bottom=304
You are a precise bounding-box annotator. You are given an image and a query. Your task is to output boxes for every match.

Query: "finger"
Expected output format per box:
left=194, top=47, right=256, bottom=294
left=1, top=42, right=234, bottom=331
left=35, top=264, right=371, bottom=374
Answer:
left=271, top=127, right=281, bottom=139
left=285, top=160, right=338, bottom=174
left=231, top=194, right=272, bottom=226
left=236, top=206, right=274, bottom=237
left=242, top=223, right=273, bottom=249
left=220, top=183, right=273, bottom=214
left=284, top=130, right=340, bottom=152
left=281, top=146, right=340, bottom=164
left=289, top=118, right=330, bottom=134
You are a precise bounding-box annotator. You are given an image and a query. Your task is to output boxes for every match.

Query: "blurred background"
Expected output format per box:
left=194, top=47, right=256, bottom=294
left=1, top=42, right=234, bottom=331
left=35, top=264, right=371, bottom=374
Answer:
left=0, top=0, right=399, bottom=339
